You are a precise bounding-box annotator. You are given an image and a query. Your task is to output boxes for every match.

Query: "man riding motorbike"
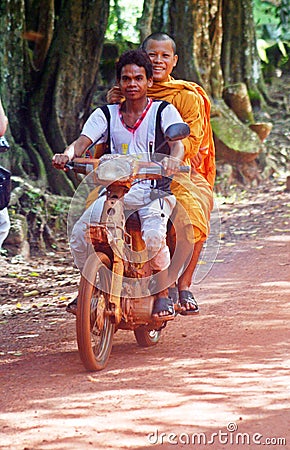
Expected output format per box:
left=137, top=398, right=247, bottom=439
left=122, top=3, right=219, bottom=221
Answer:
left=52, top=49, right=188, bottom=320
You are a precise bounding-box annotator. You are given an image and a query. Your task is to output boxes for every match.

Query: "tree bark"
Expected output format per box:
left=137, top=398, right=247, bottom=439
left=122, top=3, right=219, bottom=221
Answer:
left=221, top=0, right=267, bottom=103
left=150, top=0, right=224, bottom=97
left=0, top=0, right=110, bottom=195
left=147, top=0, right=266, bottom=101
left=138, top=0, right=156, bottom=43
left=169, top=0, right=200, bottom=83
left=223, top=83, right=255, bottom=123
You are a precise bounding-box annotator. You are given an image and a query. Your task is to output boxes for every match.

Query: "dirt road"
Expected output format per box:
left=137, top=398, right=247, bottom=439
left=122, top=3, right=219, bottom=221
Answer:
left=0, top=180, right=289, bottom=450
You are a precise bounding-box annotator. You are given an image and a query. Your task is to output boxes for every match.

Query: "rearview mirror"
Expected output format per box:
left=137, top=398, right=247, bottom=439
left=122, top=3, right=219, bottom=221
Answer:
left=164, top=123, right=190, bottom=141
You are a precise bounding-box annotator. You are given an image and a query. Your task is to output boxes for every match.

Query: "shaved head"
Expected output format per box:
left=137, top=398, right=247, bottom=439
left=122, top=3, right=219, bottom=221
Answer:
left=141, top=32, right=176, bottom=54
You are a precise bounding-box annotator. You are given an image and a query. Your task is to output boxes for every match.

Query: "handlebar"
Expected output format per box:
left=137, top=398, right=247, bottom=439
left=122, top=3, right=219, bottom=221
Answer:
left=65, top=161, right=95, bottom=174
left=65, top=158, right=190, bottom=176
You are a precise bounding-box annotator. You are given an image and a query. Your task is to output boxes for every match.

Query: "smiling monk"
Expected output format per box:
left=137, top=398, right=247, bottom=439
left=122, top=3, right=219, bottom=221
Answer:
left=107, top=33, right=216, bottom=314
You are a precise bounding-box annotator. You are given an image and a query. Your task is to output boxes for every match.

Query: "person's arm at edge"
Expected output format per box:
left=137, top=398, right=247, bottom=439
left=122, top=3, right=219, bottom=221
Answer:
left=0, top=99, right=8, bottom=136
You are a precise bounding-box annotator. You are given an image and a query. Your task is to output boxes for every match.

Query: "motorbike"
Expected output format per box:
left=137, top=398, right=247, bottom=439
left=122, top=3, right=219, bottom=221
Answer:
left=65, top=123, right=191, bottom=371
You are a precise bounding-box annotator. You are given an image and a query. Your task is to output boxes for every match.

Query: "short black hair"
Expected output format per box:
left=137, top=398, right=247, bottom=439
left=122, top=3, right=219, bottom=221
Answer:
left=116, top=50, right=153, bottom=81
left=141, top=32, right=176, bottom=54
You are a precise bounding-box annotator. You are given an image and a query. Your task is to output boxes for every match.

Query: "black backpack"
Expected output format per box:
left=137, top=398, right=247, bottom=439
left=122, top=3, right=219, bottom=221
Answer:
left=0, top=166, right=11, bottom=210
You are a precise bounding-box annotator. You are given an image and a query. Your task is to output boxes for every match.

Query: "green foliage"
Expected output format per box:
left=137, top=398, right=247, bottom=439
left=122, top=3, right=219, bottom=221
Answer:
left=105, top=0, right=142, bottom=44
left=49, top=197, right=69, bottom=216
left=277, top=0, right=290, bottom=38
left=254, top=0, right=289, bottom=41
left=107, top=0, right=124, bottom=43
left=254, top=0, right=290, bottom=73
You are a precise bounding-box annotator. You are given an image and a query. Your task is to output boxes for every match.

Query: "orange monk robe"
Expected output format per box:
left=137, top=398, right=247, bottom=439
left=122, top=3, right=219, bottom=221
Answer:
left=148, top=76, right=216, bottom=242
left=147, top=76, right=216, bottom=188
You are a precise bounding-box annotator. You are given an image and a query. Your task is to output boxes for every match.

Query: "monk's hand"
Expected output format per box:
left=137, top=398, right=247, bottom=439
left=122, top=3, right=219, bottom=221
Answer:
left=52, top=153, right=70, bottom=170
left=191, top=152, right=202, bottom=169
left=106, top=85, right=122, bottom=104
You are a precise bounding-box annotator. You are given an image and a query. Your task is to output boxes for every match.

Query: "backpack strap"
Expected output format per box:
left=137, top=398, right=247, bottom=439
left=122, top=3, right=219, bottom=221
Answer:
left=100, top=105, right=111, bottom=154
left=154, top=100, right=170, bottom=155
left=152, top=100, right=172, bottom=194
left=99, top=101, right=170, bottom=157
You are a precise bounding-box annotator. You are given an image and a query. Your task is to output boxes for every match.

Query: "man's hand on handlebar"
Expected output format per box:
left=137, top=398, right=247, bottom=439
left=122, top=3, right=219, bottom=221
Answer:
left=161, top=156, right=182, bottom=177
left=163, top=140, right=185, bottom=176
left=52, top=135, right=92, bottom=171
left=52, top=153, right=70, bottom=170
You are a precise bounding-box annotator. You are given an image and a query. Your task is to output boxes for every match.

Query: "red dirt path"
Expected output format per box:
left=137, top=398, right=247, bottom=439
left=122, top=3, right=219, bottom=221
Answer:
left=0, top=180, right=289, bottom=450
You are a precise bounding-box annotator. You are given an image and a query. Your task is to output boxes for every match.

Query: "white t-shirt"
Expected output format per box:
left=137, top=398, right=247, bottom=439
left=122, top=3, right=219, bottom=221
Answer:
left=81, top=100, right=183, bottom=157
left=81, top=100, right=184, bottom=207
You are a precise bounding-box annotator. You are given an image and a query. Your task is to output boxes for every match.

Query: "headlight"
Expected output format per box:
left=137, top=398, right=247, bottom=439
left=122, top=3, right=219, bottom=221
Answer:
left=96, top=157, right=132, bottom=182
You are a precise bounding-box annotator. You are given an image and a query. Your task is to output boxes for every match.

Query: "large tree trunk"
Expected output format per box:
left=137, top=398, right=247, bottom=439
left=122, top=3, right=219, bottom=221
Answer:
left=0, top=0, right=110, bottom=195
left=171, top=0, right=224, bottom=97
left=221, top=0, right=268, bottom=103
left=138, top=0, right=156, bottom=43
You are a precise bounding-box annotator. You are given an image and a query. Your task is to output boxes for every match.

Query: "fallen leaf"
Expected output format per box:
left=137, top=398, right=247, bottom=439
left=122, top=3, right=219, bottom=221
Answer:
left=7, top=351, right=23, bottom=356
left=87, top=375, right=98, bottom=383
left=23, top=290, right=40, bottom=297
left=17, top=334, right=39, bottom=339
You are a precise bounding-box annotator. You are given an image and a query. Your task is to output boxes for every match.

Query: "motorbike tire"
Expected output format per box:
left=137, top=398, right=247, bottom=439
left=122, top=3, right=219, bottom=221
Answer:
left=76, top=252, right=114, bottom=371
left=134, top=326, right=161, bottom=347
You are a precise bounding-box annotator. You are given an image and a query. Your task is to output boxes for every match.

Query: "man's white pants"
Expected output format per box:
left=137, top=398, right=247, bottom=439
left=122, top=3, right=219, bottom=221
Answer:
left=70, top=194, right=176, bottom=273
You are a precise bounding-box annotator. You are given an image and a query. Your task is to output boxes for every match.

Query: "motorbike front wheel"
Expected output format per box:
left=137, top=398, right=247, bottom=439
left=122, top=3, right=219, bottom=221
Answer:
left=134, top=326, right=161, bottom=347
left=76, top=252, right=114, bottom=371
